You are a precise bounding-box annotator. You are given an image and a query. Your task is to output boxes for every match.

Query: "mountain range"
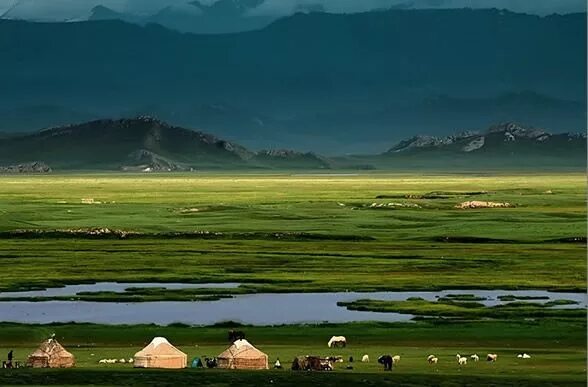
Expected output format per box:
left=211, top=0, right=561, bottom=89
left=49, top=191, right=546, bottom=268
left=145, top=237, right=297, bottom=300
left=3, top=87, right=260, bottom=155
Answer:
left=387, top=122, right=586, bottom=155
left=0, top=9, right=585, bottom=153
left=0, top=118, right=584, bottom=171
left=87, top=1, right=276, bottom=34
left=2, top=1, right=585, bottom=32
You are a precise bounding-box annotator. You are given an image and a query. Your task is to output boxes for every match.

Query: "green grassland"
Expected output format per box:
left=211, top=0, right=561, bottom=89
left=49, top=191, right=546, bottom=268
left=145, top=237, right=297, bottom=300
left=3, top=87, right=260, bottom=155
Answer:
left=0, top=173, right=585, bottom=293
left=0, top=320, right=586, bottom=386
left=338, top=297, right=584, bottom=319
left=0, top=172, right=585, bottom=385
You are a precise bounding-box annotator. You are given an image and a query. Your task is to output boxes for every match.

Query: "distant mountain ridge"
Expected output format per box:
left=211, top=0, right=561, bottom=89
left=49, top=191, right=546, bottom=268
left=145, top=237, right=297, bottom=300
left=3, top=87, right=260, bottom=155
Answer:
left=0, top=119, right=584, bottom=171
left=0, top=117, right=330, bottom=170
left=2, top=0, right=586, bottom=33
left=386, top=122, right=586, bottom=155
left=87, top=0, right=275, bottom=34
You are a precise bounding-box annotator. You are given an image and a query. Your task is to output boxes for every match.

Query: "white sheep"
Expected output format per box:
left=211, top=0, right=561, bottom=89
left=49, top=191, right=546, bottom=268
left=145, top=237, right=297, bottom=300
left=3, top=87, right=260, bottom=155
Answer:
left=456, top=354, right=467, bottom=365
left=98, top=359, right=106, bottom=364
left=429, top=357, right=438, bottom=364
left=471, top=354, right=479, bottom=362
left=119, top=358, right=126, bottom=363
left=487, top=353, right=498, bottom=362
left=392, top=355, right=400, bottom=364
left=361, top=354, right=369, bottom=362
left=128, top=358, right=134, bottom=363
left=517, top=353, right=531, bottom=359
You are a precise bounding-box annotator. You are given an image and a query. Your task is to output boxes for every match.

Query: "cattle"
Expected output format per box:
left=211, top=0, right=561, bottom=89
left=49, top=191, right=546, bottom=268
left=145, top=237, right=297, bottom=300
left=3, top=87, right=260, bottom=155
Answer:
left=228, top=330, right=246, bottom=343
left=487, top=354, right=498, bottom=362
left=204, top=357, right=218, bottom=368
left=291, top=356, right=332, bottom=371
left=320, top=359, right=334, bottom=371
left=328, top=336, right=346, bottom=348
left=377, top=355, right=393, bottom=371
left=361, top=354, right=369, bottom=363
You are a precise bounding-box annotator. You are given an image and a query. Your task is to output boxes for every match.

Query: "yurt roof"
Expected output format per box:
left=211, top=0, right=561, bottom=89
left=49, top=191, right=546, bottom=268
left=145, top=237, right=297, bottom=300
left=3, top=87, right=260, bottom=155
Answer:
left=30, top=338, right=73, bottom=358
left=218, top=339, right=267, bottom=359
left=135, top=337, right=186, bottom=357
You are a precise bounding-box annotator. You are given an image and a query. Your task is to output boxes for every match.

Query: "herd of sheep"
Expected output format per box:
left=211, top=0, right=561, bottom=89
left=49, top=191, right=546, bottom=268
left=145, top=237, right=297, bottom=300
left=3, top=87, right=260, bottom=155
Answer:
left=97, top=352, right=532, bottom=369
left=98, top=358, right=133, bottom=364
left=96, top=335, right=532, bottom=371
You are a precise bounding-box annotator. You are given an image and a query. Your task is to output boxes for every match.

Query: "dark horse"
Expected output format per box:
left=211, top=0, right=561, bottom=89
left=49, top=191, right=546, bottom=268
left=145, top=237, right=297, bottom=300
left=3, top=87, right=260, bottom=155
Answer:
left=378, top=355, right=393, bottom=371
left=228, top=330, right=246, bottom=343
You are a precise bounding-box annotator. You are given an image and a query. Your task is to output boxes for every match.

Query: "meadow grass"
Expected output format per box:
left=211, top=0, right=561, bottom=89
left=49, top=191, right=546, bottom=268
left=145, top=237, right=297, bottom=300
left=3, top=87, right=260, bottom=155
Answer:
left=0, top=321, right=585, bottom=386
left=0, top=172, right=585, bottom=293
left=338, top=297, right=585, bottom=319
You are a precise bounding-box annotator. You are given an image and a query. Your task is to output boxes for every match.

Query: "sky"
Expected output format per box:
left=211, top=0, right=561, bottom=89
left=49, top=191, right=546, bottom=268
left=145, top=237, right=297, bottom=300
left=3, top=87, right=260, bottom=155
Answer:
left=0, top=0, right=586, bottom=20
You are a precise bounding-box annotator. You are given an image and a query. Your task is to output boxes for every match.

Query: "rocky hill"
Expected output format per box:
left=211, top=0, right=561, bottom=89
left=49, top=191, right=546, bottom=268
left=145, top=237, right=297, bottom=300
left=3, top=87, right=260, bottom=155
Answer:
left=386, top=123, right=587, bottom=156
left=0, top=162, right=52, bottom=173
left=0, top=117, right=331, bottom=171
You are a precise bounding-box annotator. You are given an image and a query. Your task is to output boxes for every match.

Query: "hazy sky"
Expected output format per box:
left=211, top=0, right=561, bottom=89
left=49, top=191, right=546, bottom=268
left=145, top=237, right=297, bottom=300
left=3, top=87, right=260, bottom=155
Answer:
left=1, top=0, right=585, bottom=20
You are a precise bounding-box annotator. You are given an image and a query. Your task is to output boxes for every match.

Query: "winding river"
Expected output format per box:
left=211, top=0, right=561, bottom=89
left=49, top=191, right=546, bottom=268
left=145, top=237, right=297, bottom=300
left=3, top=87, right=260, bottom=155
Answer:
left=0, top=283, right=584, bottom=325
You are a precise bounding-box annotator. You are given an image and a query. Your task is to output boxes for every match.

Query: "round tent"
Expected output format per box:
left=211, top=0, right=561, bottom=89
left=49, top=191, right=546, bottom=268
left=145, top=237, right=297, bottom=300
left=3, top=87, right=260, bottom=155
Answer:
left=217, top=339, right=268, bottom=370
left=27, top=338, right=75, bottom=368
left=133, top=337, right=187, bottom=369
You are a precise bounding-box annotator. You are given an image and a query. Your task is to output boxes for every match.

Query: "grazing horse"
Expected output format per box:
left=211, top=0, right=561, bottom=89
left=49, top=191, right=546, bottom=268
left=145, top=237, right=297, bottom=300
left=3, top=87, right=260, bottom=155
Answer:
left=228, top=330, right=246, bottom=343
left=327, top=336, right=346, bottom=348
left=377, top=355, right=393, bottom=371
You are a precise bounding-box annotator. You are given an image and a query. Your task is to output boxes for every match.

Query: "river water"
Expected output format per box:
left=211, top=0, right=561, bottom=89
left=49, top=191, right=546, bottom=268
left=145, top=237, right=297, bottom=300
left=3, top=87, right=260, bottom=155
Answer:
left=0, top=283, right=584, bottom=325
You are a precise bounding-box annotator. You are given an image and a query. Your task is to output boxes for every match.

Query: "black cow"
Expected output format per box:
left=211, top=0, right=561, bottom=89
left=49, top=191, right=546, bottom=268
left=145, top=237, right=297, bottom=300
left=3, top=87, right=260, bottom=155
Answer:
left=378, top=355, right=393, bottom=371
left=228, top=330, right=246, bottom=343
left=204, top=357, right=217, bottom=368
